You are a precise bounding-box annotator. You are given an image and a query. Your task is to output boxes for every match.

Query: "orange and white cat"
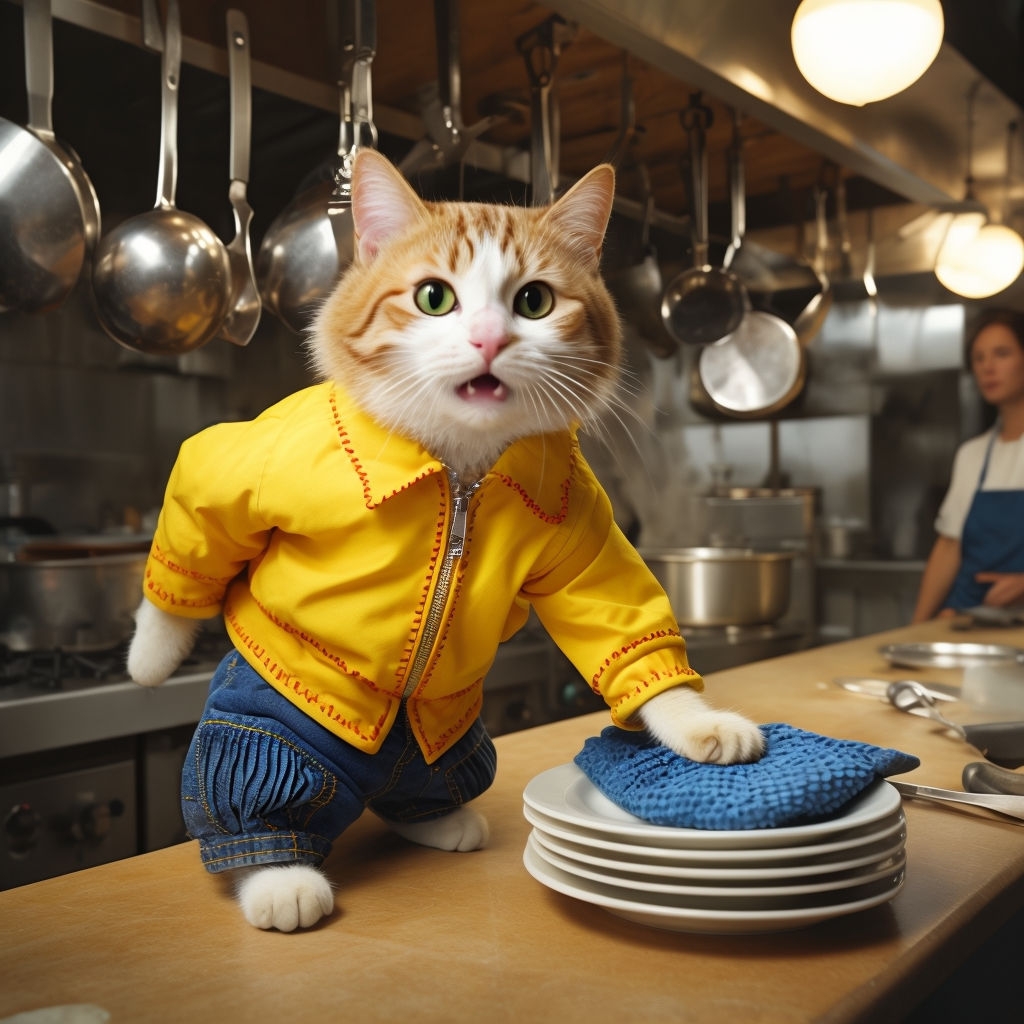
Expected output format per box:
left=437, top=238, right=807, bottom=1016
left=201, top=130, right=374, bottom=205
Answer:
left=127, top=150, right=763, bottom=932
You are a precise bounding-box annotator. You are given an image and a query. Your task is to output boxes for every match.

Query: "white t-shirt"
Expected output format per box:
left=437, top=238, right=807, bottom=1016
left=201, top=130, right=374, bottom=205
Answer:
left=935, top=429, right=1024, bottom=539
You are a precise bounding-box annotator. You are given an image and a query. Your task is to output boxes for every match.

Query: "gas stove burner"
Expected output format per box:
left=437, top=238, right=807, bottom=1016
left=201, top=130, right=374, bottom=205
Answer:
left=0, top=644, right=128, bottom=688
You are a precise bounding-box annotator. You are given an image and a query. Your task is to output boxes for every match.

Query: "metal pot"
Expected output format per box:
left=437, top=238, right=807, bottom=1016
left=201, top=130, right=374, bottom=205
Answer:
left=640, top=546, right=794, bottom=628
left=1, top=535, right=149, bottom=652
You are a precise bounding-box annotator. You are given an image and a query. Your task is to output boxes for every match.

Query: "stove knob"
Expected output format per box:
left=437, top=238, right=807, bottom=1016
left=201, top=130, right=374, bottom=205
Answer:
left=4, top=802, right=41, bottom=856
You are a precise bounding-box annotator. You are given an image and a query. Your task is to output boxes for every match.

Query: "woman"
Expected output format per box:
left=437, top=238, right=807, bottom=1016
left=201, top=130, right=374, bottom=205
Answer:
left=912, top=308, right=1024, bottom=621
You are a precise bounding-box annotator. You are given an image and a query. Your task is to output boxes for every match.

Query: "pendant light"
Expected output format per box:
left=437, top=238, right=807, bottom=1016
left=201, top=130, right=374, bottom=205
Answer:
left=936, top=112, right=1024, bottom=299
left=791, top=0, right=944, bottom=107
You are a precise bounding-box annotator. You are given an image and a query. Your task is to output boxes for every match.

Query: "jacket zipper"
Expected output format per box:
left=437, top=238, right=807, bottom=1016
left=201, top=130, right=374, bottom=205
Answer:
left=402, top=468, right=481, bottom=699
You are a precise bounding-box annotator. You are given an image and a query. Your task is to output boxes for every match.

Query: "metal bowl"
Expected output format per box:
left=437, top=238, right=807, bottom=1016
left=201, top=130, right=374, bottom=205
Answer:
left=641, top=546, right=794, bottom=628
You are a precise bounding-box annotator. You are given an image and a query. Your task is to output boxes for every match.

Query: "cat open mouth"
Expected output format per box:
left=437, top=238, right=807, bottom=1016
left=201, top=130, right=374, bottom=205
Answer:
left=457, top=373, right=508, bottom=403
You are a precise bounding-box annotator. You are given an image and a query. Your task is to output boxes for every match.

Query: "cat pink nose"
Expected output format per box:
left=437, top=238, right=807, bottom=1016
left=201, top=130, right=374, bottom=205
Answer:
left=468, top=308, right=509, bottom=364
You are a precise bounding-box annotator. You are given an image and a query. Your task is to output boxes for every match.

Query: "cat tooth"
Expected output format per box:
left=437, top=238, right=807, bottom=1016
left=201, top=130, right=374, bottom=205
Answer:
left=465, top=380, right=476, bottom=396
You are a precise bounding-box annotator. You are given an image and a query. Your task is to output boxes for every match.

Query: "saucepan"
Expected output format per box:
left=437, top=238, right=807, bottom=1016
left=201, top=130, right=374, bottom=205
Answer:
left=0, top=0, right=101, bottom=313
left=1, top=528, right=149, bottom=652
left=660, top=95, right=748, bottom=347
left=640, top=547, right=793, bottom=628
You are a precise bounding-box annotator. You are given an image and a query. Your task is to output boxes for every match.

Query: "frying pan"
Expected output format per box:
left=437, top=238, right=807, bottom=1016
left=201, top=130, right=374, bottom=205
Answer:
left=660, top=95, right=748, bottom=347
left=693, top=114, right=805, bottom=419
left=0, top=0, right=100, bottom=313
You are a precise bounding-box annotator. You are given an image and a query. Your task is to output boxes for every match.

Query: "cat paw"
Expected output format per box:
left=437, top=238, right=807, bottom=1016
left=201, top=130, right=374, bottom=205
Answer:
left=387, top=805, right=490, bottom=852
left=638, top=686, right=765, bottom=765
left=126, top=600, right=201, bottom=688
left=235, top=864, right=335, bottom=931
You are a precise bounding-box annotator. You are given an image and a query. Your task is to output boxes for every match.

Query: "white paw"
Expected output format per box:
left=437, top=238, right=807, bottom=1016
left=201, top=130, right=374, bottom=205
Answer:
left=638, top=686, right=765, bottom=765
left=235, top=864, right=335, bottom=932
left=126, top=599, right=202, bottom=688
left=387, top=805, right=489, bottom=852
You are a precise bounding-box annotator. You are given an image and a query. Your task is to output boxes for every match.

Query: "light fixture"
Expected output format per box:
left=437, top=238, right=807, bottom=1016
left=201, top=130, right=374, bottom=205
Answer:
left=936, top=116, right=1024, bottom=299
left=791, top=0, right=944, bottom=106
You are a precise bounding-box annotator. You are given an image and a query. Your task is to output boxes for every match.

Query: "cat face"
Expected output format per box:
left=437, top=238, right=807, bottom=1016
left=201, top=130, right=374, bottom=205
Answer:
left=310, top=150, right=621, bottom=475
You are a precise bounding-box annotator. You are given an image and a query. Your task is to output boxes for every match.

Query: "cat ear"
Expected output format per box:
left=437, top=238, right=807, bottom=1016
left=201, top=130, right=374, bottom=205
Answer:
left=544, top=164, right=615, bottom=267
left=351, top=150, right=428, bottom=262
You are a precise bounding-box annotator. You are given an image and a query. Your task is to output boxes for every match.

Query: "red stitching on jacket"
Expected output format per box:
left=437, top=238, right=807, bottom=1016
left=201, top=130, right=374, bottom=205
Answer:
left=149, top=542, right=234, bottom=586
left=225, top=609, right=392, bottom=743
left=589, top=629, right=693, bottom=693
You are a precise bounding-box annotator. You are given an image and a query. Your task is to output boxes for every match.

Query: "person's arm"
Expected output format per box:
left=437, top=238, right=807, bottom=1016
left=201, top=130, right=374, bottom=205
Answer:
left=911, top=534, right=961, bottom=622
left=975, top=571, right=1024, bottom=607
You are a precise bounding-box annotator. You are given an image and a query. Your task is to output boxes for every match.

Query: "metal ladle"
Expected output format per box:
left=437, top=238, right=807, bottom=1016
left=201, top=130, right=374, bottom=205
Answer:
left=91, top=0, right=231, bottom=355
left=215, top=9, right=260, bottom=347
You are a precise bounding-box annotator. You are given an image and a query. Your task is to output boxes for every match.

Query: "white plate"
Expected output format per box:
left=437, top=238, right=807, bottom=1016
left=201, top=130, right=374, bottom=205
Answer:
left=529, top=831, right=905, bottom=899
left=523, top=763, right=902, bottom=850
left=530, top=824, right=908, bottom=880
left=522, top=804, right=907, bottom=864
left=523, top=839, right=905, bottom=934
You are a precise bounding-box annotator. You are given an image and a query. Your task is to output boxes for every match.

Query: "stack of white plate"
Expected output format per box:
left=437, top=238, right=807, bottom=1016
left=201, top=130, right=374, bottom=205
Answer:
left=522, top=763, right=906, bottom=934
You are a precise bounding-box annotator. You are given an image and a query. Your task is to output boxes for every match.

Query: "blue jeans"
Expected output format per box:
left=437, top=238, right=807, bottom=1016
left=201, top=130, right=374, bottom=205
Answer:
left=181, top=652, right=498, bottom=873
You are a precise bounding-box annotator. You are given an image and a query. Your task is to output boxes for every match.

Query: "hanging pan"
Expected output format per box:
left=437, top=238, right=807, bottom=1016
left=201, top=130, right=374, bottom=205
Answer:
left=660, top=94, right=748, bottom=347
left=693, top=112, right=806, bottom=419
left=0, top=0, right=101, bottom=313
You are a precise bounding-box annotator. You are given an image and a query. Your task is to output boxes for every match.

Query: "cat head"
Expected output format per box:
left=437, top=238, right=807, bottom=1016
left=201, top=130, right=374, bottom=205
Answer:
left=309, top=149, right=621, bottom=477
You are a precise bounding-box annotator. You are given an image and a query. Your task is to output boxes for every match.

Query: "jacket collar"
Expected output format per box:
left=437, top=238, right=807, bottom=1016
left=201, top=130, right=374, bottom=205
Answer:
left=328, top=383, right=576, bottom=522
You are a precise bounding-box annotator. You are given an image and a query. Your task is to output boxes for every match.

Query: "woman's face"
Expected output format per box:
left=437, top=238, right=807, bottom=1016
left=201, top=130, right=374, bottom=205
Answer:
left=970, top=323, right=1024, bottom=408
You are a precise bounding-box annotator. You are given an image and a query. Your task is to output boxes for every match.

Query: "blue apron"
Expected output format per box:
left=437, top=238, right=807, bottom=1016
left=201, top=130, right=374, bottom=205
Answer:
left=943, top=429, right=1024, bottom=610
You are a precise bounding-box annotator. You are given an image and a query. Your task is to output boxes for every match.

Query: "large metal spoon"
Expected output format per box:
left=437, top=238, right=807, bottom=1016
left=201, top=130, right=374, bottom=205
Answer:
left=216, top=9, right=260, bottom=347
left=91, top=0, right=230, bottom=355
left=0, top=0, right=100, bottom=312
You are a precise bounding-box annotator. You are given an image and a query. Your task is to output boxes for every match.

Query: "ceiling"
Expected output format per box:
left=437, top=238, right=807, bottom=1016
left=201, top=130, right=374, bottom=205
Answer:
left=3, top=0, right=1024, bottom=277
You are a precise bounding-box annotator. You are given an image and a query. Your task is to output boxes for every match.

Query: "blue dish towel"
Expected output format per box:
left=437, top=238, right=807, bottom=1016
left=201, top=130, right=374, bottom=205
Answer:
left=573, top=723, right=920, bottom=831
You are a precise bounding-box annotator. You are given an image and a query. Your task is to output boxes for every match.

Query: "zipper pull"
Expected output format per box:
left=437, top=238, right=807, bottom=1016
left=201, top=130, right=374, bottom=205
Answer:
left=446, top=471, right=481, bottom=559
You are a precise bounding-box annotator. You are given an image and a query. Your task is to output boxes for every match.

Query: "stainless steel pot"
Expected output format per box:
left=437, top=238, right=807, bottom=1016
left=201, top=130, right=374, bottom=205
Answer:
left=640, top=546, right=794, bottom=628
left=1, top=536, right=148, bottom=652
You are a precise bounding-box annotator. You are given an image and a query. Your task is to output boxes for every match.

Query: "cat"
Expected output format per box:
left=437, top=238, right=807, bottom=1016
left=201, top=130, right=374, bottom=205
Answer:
left=127, top=149, right=764, bottom=932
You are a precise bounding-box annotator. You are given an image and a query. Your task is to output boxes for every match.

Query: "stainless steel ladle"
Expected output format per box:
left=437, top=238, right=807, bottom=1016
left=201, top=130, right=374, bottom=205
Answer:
left=91, top=0, right=231, bottom=355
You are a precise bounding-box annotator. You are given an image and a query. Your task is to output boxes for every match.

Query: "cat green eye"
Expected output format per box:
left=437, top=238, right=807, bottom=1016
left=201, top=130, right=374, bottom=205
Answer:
left=514, top=282, right=554, bottom=319
left=415, top=280, right=457, bottom=316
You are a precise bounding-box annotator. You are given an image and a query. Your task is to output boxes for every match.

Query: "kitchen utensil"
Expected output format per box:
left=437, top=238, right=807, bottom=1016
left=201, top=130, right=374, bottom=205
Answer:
left=0, top=0, right=100, bottom=313
left=880, top=641, right=1024, bottom=670
left=954, top=605, right=1024, bottom=627
left=887, top=681, right=1024, bottom=768
left=640, top=547, right=793, bottom=627
left=962, top=761, right=1024, bottom=796
left=0, top=544, right=148, bottom=652
left=216, top=9, right=260, bottom=347
left=91, top=0, right=230, bottom=354
left=890, top=781, right=1024, bottom=823
left=516, top=14, right=574, bottom=206
left=693, top=114, right=805, bottom=418
left=607, top=164, right=677, bottom=359
left=661, top=95, right=748, bottom=347
left=397, top=0, right=505, bottom=177
left=256, top=0, right=375, bottom=333
left=792, top=184, right=832, bottom=346
left=832, top=676, right=960, bottom=703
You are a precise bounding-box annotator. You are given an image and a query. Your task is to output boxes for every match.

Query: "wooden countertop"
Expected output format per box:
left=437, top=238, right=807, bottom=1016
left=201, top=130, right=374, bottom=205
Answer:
left=2, top=620, right=1024, bottom=1023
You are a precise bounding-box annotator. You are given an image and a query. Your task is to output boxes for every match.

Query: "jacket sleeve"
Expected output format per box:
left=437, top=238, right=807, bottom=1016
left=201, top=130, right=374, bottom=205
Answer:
left=522, top=456, right=704, bottom=730
left=142, top=418, right=277, bottom=618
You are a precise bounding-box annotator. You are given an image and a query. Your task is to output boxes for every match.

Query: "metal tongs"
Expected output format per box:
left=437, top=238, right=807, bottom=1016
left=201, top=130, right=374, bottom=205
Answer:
left=887, top=681, right=1024, bottom=768
left=890, top=780, right=1024, bottom=823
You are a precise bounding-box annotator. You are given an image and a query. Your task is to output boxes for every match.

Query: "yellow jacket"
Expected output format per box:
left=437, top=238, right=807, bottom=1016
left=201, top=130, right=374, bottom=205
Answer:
left=144, top=382, right=702, bottom=762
